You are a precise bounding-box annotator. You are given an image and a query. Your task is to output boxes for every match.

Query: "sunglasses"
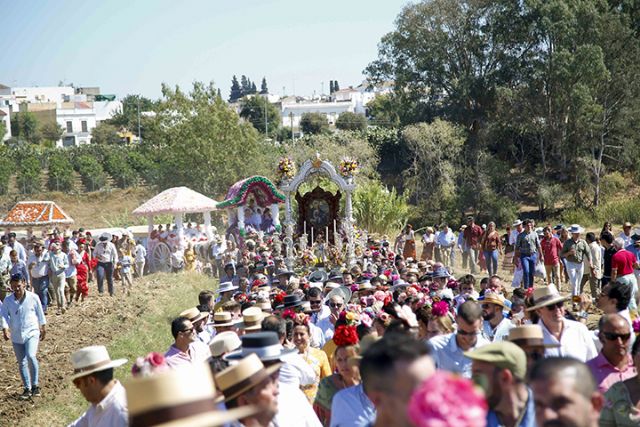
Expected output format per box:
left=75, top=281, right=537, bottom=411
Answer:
left=180, top=327, right=194, bottom=334
left=545, top=302, right=564, bottom=311
left=457, top=329, right=479, bottom=336
left=309, top=300, right=322, bottom=305
left=603, top=332, right=631, bottom=342
left=329, top=303, right=343, bottom=308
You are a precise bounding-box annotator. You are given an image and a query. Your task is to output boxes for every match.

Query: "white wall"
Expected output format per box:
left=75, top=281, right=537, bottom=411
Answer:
left=56, top=107, right=97, bottom=147
left=0, top=108, right=10, bottom=141
left=281, top=101, right=355, bottom=128
left=10, top=86, right=75, bottom=107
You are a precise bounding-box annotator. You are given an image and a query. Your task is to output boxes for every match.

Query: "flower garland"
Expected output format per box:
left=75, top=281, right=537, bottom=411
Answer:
left=277, top=157, right=296, bottom=182
left=408, top=371, right=487, bottom=427
left=339, top=157, right=359, bottom=178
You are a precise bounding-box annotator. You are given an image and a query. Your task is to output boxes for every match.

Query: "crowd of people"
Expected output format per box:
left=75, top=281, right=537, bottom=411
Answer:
left=2, top=218, right=640, bottom=426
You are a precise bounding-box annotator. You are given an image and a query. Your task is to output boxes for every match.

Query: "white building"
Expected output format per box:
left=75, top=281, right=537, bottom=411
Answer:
left=0, top=107, right=10, bottom=141
left=56, top=102, right=96, bottom=147
left=0, top=85, right=75, bottom=107
left=280, top=100, right=356, bottom=129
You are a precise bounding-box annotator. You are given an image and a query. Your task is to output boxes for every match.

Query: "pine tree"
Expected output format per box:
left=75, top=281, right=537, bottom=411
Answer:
left=329, top=80, right=335, bottom=94
left=260, top=77, right=268, bottom=94
left=217, top=88, right=222, bottom=99
left=334, top=80, right=340, bottom=92
left=229, top=76, right=242, bottom=102
left=250, top=82, right=257, bottom=94
left=240, top=75, right=250, bottom=96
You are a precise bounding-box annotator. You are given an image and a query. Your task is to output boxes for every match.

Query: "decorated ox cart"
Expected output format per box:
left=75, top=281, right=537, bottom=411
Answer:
left=132, top=187, right=218, bottom=273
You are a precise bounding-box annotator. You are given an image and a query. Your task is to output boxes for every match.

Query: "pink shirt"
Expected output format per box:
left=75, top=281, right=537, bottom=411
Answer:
left=164, top=341, right=211, bottom=368
left=586, top=352, right=636, bottom=393
left=541, top=236, right=563, bottom=266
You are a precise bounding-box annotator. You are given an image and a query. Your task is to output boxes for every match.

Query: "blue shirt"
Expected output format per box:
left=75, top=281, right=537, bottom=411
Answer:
left=330, top=384, right=376, bottom=427
left=428, top=332, right=490, bottom=378
left=10, top=260, right=30, bottom=283
left=486, top=387, right=536, bottom=427
left=436, top=230, right=456, bottom=247
left=0, top=291, right=46, bottom=344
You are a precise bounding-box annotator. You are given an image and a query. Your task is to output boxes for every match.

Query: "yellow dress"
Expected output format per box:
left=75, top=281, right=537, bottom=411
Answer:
left=322, top=339, right=337, bottom=372
left=184, top=248, right=196, bottom=271
left=300, top=346, right=332, bottom=403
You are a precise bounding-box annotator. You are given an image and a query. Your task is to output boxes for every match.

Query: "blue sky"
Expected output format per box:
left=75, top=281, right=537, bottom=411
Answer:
left=0, top=0, right=409, bottom=100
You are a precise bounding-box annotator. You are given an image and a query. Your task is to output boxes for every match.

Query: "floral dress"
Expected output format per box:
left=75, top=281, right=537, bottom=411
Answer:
left=300, top=346, right=332, bottom=404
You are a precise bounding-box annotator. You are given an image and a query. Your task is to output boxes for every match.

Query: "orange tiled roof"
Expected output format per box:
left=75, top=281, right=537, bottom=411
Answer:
left=0, top=201, right=74, bottom=226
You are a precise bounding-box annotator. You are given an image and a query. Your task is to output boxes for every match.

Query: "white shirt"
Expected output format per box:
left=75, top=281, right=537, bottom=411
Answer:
left=279, top=351, right=317, bottom=387
left=65, top=249, right=80, bottom=278
left=509, top=229, right=521, bottom=246
left=274, top=382, right=322, bottom=427
left=540, top=318, right=598, bottom=362
left=619, top=232, right=634, bottom=249
left=28, top=250, right=50, bottom=278
left=309, top=322, right=326, bottom=348
left=483, top=317, right=514, bottom=342
left=94, top=241, right=118, bottom=264
left=134, top=244, right=147, bottom=262
left=330, top=384, right=376, bottom=427
left=311, top=305, right=331, bottom=325
left=428, top=332, right=490, bottom=378
left=590, top=241, right=603, bottom=279
left=317, top=316, right=335, bottom=342
left=67, top=380, right=128, bottom=427
left=4, top=241, right=27, bottom=263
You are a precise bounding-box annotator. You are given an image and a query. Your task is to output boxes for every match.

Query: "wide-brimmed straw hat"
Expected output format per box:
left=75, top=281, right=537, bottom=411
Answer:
left=357, top=280, right=374, bottom=291
left=210, top=331, right=242, bottom=357
left=526, top=284, right=570, bottom=311
left=225, top=331, right=297, bottom=362
left=508, top=324, right=560, bottom=348
left=512, top=220, right=523, bottom=227
left=126, top=362, right=258, bottom=427
left=324, top=286, right=352, bottom=305
left=479, top=293, right=508, bottom=310
left=99, top=232, right=112, bottom=242
left=215, top=353, right=281, bottom=402
left=180, top=307, right=208, bottom=324
left=217, top=282, right=239, bottom=294
left=235, top=307, right=265, bottom=331
left=70, top=345, right=127, bottom=381
left=308, top=270, right=328, bottom=283
left=212, top=312, right=236, bottom=328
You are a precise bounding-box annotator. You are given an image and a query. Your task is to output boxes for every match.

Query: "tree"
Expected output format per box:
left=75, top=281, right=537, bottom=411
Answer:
left=333, top=81, right=340, bottom=92
left=12, top=112, right=40, bottom=144
left=300, top=112, right=329, bottom=135
left=109, top=94, right=155, bottom=139
left=250, top=82, right=257, bottom=94
left=402, top=119, right=465, bottom=212
left=229, top=76, right=243, bottom=102
left=148, top=81, right=270, bottom=196
left=260, top=77, right=269, bottom=95
left=91, top=122, right=121, bottom=145
left=353, top=181, right=410, bottom=234
left=239, top=96, right=281, bottom=136
left=329, top=81, right=335, bottom=94
left=335, top=112, right=367, bottom=131
left=40, top=122, right=63, bottom=143
left=0, top=121, right=6, bottom=142
left=240, top=75, right=250, bottom=95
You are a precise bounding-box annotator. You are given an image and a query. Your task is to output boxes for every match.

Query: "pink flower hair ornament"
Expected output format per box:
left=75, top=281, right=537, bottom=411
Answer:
left=431, top=300, right=450, bottom=318
left=408, top=371, right=487, bottom=427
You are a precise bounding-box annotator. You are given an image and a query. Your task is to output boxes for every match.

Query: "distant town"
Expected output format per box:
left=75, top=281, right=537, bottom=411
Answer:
left=0, top=80, right=393, bottom=147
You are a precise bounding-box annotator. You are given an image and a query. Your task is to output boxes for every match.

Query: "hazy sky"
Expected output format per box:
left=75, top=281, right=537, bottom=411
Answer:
left=0, top=0, right=409, bottom=100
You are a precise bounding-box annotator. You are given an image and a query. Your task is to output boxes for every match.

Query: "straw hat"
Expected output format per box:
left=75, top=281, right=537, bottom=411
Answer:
left=255, top=300, right=273, bottom=312
left=567, top=224, right=584, bottom=234
left=215, top=353, right=281, bottom=402
left=357, top=280, right=374, bottom=291
left=308, top=270, right=328, bottom=283
left=225, top=331, right=297, bottom=362
left=70, top=345, right=127, bottom=381
left=508, top=324, right=560, bottom=348
left=235, top=307, right=264, bottom=331
left=99, top=232, right=112, bottom=242
left=479, top=293, right=508, bottom=310
left=212, top=312, right=236, bottom=328
left=210, top=331, right=242, bottom=357
left=179, top=307, right=208, bottom=324
left=526, top=284, right=570, bottom=311
left=324, top=286, right=352, bottom=305
left=126, top=362, right=258, bottom=427
left=217, top=282, right=239, bottom=294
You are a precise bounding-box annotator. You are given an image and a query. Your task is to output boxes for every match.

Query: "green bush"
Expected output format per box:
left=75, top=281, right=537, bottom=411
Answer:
left=74, top=154, right=107, bottom=192
left=336, top=112, right=367, bottom=131
left=16, top=152, right=42, bottom=194
left=353, top=181, right=410, bottom=234
left=0, top=147, right=13, bottom=195
left=103, top=148, right=139, bottom=189
left=47, top=150, right=75, bottom=192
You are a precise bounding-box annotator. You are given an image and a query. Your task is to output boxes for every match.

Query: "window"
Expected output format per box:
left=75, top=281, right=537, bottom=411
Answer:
left=81, top=121, right=88, bottom=133
left=66, top=121, right=73, bottom=133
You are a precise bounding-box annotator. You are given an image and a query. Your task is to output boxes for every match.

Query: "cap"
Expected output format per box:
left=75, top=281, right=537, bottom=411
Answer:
left=464, top=341, right=527, bottom=381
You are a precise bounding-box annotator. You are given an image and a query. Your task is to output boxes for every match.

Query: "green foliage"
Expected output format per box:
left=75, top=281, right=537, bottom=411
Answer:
left=103, top=148, right=139, bottom=189
left=46, top=150, right=75, bottom=192
left=0, top=147, right=13, bottom=195
left=91, top=122, right=121, bottom=145
left=335, top=112, right=367, bottom=131
left=229, top=76, right=242, bottom=103
left=149, top=81, right=269, bottom=197
left=39, top=122, right=63, bottom=143
left=73, top=154, right=108, bottom=192
left=15, top=148, right=42, bottom=194
left=260, top=77, right=269, bottom=95
left=599, top=172, right=627, bottom=202
left=239, top=96, right=281, bottom=136
left=561, top=198, right=640, bottom=227
left=0, top=120, right=5, bottom=141
left=365, top=94, right=402, bottom=128
left=353, top=180, right=410, bottom=234
left=108, top=95, right=155, bottom=139
left=12, top=112, right=40, bottom=144
left=300, top=112, right=329, bottom=135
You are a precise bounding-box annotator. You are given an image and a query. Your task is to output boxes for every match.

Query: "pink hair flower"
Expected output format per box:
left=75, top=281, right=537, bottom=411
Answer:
left=431, top=301, right=450, bottom=318
left=408, top=371, right=487, bottom=427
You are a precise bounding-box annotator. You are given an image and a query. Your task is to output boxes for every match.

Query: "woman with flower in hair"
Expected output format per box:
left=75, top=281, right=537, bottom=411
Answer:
left=421, top=301, right=455, bottom=340
left=293, top=313, right=332, bottom=403
left=313, top=325, right=360, bottom=426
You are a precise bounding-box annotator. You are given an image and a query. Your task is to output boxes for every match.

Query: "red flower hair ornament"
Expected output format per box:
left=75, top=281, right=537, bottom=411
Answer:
left=333, top=325, right=359, bottom=347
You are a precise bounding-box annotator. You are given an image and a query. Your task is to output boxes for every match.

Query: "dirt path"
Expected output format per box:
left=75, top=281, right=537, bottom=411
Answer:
left=0, top=284, right=147, bottom=424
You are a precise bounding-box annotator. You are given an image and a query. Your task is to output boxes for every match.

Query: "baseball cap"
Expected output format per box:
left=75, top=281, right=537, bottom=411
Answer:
left=464, top=341, right=527, bottom=381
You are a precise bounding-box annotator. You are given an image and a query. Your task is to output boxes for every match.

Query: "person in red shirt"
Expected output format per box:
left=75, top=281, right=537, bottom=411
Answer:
left=463, top=216, right=483, bottom=274
left=540, top=226, right=564, bottom=288
left=611, top=237, right=640, bottom=310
